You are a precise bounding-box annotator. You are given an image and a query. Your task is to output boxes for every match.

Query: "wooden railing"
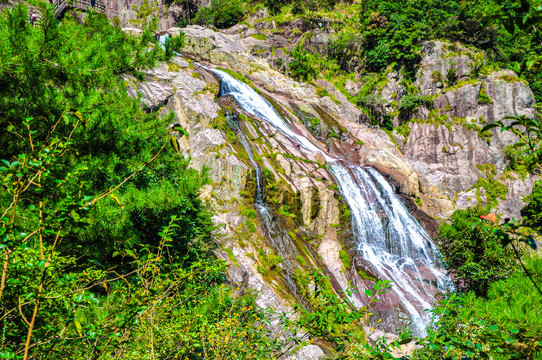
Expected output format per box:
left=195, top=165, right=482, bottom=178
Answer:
left=52, top=0, right=106, bottom=18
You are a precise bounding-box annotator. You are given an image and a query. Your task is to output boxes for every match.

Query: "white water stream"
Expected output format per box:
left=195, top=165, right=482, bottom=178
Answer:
left=208, top=67, right=452, bottom=335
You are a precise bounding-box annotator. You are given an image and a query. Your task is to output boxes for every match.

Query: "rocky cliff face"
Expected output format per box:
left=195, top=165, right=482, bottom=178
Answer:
left=125, top=25, right=537, bottom=358
left=398, top=41, right=537, bottom=220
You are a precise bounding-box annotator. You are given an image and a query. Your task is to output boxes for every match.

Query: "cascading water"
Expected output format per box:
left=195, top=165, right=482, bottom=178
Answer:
left=227, top=113, right=303, bottom=300
left=209, top=67, right=452, bottom=335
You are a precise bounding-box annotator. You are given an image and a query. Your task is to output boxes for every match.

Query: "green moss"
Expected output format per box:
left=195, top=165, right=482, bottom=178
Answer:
left=475, top=163, right=497, bottom=177
left=293, top=268, right=310, bottom=298
left=472, top=165, right=507, bottom=208
left=395, top=123, right=411, bottom=142
left=383, top=129, right=398, bottom=147
left=246, top=220, right=257, bottom=232
left=339, top=202, right=351, bottom=227
left=498, top=74, right=528, bottom=85
left=168, top=62, right=180, bottom=72
left=257, top=249, right=284, bottom=277
left=241, top=208, right=258, bottom=219
left=223, top=248, right=239, bottom=266
left=268, top=254, right=284, bottom=267
left=357, top=268, right=378, bottom=282
left=478, top=83, right=493, bottom=105
left=211, top=108, right=239, bottom=144
left=339, top=250, right=351, bottom=270
left=250, top=33, right=268, bottom=40
left=257, top=265, right=269, bottom=277
left=432, top=70, right=443, bottom=83
left=216, top=67, right=254, bottom=87
left=444, top=79, right=478, bottom=92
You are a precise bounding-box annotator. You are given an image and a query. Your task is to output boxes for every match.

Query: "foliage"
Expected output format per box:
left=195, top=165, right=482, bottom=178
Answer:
left=482, top=114, right=542, bottom=173
left=414, top=256, right=542, bottom=359
left=129, top=0, right=159, bottom=29
left=288, top=44, right=317, bottom=82
left=285, top=270, right=392, bottom=351
left=328, top=30, right=364, bottom=73
left=0, top=5, right=278, bottom=359
left=398, top=94, right=433, bottom=120
left=263, top=0, right=339, bottom=15
left=358, top=0, right=494, bottom=74
left=522, top=181, right=542, bottom=232
left=194, top=0, right=245, bottom=29
left=438, top=208, right=519, bottom=296
left=357, top=93, right=392, bottom=130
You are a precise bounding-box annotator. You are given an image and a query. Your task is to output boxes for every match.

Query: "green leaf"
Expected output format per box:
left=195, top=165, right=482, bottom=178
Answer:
left=169, top=135, right=180, bottom=154
left=519, top=236, right=537, bottom=250
left=365, top=289, right=373, bottom=297
left=480, top=122, right=502, bottom=133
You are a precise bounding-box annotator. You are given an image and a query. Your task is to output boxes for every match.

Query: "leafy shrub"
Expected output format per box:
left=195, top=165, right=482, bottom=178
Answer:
left=522, top=180, right=542, bottom=233
left=415, top=254, right=542, bottom=359
left=193, top=6, right=213, bottom=25
left=358, top=0, right=500, bottom=74
left=0, top=6, right=276, bottom=358
left=288, top=44, right=317, bottom=82
left=438, top=207, right=519, bottom=296
left=398, top=94, right=434, bottom=119
left=357, top=93, right=393, bottom=129
left=194, top=0, right=245, bottom=28
left=212, top=0, right=244, bottom=28
left=328, top=31, right=364, bottom=72
left=265, top=0, right=290, bottom=14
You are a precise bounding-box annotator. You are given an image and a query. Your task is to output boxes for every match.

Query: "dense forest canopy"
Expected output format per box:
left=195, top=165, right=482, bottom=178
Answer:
left=0, top=6, right=279, bottom=359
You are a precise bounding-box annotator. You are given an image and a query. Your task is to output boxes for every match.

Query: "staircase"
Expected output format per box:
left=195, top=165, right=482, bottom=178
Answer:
left=52, top=0, right=106, bottom=18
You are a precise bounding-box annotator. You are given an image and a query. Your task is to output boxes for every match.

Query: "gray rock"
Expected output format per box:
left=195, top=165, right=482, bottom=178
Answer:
left=400, top=40, right=537, bottom=219
left=286, top=345, right=326, bottom=360
left=121, top=27, right=143, bottom=36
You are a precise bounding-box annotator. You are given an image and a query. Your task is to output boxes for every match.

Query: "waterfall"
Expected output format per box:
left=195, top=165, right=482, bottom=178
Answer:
left=229, top=114, right=303, bottom=301
left=208, top=67, right=452, bottom=335
left=235, top=125, right=266, bottom=205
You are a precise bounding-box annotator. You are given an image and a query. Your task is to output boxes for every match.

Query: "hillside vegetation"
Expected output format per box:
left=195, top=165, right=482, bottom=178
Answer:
left=1, top=0, right=542, bottom=359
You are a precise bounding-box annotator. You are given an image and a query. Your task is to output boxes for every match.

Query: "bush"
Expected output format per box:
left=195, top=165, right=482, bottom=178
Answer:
left=358, top=0, right=499, bottom=74
left=193, top=6, right=213, bottom=25
left=288, top=44, right=317, bottom=82
left=522, top=180, right=542, bottom=233
left=414, top=255, right=542, bottom=359
left=398, top=94, right=434, bottom=120
left=193, top=0, right=244, bottom=28
left=438, top=207, right=519, bottom=296
left=0, top=6, right=277, bottom=358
